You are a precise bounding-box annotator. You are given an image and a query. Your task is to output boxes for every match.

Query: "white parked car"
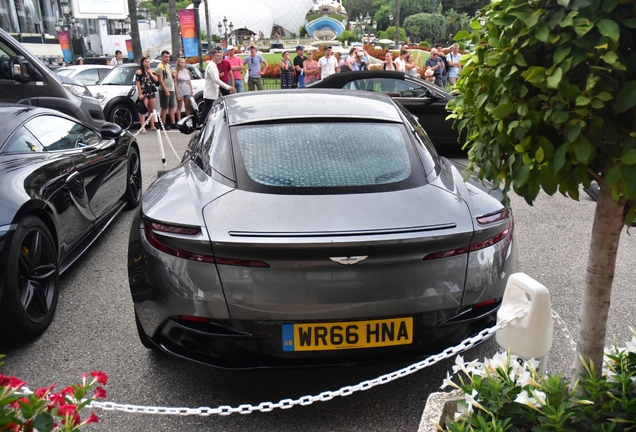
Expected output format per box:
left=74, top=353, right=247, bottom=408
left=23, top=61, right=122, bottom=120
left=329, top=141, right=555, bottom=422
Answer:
left=88, top=63, right=205, bottom=130
left=56, top=65, right=113, bottom=86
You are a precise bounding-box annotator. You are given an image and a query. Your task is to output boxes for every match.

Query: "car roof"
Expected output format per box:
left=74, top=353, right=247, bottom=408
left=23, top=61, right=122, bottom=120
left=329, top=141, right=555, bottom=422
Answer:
left=224, top=89, right=403, bottom=126
left=58, top=65, right=113, bottom=70
left=0, top=103, right=79, bottom=142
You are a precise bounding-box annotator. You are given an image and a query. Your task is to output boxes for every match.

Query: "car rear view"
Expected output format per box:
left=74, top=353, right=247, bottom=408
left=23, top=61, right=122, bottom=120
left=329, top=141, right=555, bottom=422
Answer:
left=128, top=90, right=517, bottom=368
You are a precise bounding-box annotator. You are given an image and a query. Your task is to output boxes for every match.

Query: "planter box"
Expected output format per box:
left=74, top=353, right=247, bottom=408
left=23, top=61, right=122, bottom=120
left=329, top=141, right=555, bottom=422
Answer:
left=418, top=390, right=463, bottom=432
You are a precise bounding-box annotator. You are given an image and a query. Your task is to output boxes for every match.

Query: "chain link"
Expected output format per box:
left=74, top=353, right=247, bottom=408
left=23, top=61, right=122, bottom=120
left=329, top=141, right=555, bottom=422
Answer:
left=551, top=309, right=577, bottom=352
left=14, top=307, right=580, bottom=417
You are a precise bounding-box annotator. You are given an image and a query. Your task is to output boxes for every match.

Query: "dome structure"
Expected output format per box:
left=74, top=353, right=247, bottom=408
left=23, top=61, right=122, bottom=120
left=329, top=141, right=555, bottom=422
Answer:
left=193, top=1, right=273, bottom=38
left=252, top=0, right=314, bottom=36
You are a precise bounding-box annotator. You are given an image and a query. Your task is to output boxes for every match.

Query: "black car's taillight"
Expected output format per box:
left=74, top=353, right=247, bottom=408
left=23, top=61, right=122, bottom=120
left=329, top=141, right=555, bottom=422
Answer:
left=144, top=219, right=269, bottom=267
left=422, top=208, right=512, bottom=261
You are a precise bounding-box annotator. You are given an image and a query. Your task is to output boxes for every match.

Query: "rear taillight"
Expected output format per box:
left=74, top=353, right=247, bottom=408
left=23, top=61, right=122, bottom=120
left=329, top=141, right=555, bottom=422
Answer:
left=422, top=208, right=512, bottom=261
left=144, top=219, right=269, bottom=268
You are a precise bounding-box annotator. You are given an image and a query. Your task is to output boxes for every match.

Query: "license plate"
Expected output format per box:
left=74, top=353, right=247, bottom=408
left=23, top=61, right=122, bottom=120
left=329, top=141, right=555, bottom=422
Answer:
left=281, top=317, right=413, bottom=352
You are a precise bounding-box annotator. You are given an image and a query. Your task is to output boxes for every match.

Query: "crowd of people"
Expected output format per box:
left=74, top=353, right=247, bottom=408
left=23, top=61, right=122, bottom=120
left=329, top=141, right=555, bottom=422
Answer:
left=133, top=42, right=463, bottom=129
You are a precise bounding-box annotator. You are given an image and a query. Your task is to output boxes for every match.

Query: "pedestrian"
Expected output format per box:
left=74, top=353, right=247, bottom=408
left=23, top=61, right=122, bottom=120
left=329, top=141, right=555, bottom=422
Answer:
left=225, top=45, right=245, bottom=93
left=394, top=49, right=408, bottom=72
left=110, top=50, right=123, bottom=66
left=423, top=68, right=436, bottom=83
left=243, top=44, right=268, bottom=91
left=446, top=43, right=461, bottom=86
left=279, top=51, right=293, bottom=89
left=318, top=45, right=338, bottom=80
left=382, top=52, right=395, bottom=70
left=75, top=57, right=84, bottom=65
left=303, top=51, right=319, bottom=85
left=435, top=44, right=449, bottom=88
left=155, top=50, right=177, bottom=128
left=334, top=52, right=347, bottom=72
left=217, top=48, right=234, bottom=96
left=425, top=48, right=444, bottom=88
left=135, top=56, right=159, bottom=132
left=293, top=45, right=307, bottom=88
left=346, top=47, right=358, bottom=70
left=405, top=53, right=420, bottom=77
left=174, top=58, right=193, bottom=121
left=199, top=49, right=234, bottom=124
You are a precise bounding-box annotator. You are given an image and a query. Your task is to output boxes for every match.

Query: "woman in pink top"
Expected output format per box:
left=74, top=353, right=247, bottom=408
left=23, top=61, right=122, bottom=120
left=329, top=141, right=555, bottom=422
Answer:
left=303, top=51, right=319, bottom=85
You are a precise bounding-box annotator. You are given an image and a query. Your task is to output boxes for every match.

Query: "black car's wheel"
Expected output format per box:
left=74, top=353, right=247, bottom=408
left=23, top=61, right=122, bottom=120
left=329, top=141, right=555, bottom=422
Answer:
left=196, top=96, right=204, bottom=113
left=110, top=103, right=134, bottom=130
left=0, top=216, right=59, bottom=342
left=124, top=146, right=142, bottom=209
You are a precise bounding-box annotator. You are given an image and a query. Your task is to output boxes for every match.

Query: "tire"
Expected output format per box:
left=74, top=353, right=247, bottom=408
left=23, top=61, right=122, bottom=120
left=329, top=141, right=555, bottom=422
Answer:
left=109, top=103, right=135, bottom=130
left=124, top=146, right=142, bottom=209
left=196, top=97, right=204, bottom=113
left=0, top=216, right=59, bottom=342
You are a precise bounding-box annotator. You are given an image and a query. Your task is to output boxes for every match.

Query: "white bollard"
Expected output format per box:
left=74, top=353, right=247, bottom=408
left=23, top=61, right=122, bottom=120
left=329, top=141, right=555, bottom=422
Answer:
left=496, top=272, right=553, bottom=373
left=153, top=110, right=167, bottom=172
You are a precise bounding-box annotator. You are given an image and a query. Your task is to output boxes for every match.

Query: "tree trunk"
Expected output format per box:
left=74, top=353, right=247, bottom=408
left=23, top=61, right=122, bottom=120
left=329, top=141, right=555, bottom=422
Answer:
left=572, top=178, right=625, bottom=379
left=127, top=0, right=142, bottom=62
left=394, top=0, right=400, bottom=48
left=204, top=0, right=212, bottom=50
left=169, top=0, right=180, bottom=60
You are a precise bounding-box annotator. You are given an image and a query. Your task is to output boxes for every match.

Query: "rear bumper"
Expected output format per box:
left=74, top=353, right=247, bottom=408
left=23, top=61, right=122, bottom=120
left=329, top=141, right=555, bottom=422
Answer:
left=135, top=302, right=499, bottom=369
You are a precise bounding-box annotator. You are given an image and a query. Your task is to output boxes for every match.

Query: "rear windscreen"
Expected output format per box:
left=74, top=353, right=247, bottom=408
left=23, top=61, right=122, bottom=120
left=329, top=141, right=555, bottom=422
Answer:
left=235, top=123, right=412, bottom=188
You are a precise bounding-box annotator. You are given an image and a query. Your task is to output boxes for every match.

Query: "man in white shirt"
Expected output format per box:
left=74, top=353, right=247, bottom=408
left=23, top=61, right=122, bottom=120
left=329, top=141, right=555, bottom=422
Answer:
left=109, top=50, right=123, bottom=66
left=199, top=49, right=235, bottom=124
left=446, top=43, right=462, bottom=86
left=317, top=46, right=338, bottom=80
left=394, top=49, right=408, bottom=72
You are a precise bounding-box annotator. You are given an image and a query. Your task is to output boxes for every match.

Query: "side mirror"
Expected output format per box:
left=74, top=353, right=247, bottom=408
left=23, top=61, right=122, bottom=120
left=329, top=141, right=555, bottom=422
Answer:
left=101, top=122, right=122, bottom=139
left=10, top=56, right=32, bottom=82
left=177, top=115, right=196, bottom=135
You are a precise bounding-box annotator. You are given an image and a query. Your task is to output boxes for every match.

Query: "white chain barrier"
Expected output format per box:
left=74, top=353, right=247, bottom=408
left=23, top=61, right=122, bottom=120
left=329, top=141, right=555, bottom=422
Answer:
left=130, top=110, right=182, bottom=167
left=551, top=309, right=577, bottom=352
left=17, top=307, right=535, bottom=417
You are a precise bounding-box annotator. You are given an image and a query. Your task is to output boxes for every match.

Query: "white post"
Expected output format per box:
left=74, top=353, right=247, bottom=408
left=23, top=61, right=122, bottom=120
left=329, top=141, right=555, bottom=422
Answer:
left=496, top=272, right=554, bottom=374
left=154, top=110, right=167, bottom=172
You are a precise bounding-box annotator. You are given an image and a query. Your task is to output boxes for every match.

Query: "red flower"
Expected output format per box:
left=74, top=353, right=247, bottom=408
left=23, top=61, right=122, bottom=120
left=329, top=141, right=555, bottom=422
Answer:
left=85, top=412, right=100, bottom=424
left=61, top=385, right=75, bottom=398
left=57, top=403, right=77, bottom=417
left=35, top=383, right=55, bottom=399
left=0, top=374, right=26, bottom=389
left=50, top=392, right=66, bottom=405
left=90, top=370, right=108, bottom=385
left=93, top=386, right=107, bottom=399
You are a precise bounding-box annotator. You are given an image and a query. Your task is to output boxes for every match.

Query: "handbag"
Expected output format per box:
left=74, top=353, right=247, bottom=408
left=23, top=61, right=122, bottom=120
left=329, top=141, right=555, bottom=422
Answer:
left=135, top=97, right=148, bottom=115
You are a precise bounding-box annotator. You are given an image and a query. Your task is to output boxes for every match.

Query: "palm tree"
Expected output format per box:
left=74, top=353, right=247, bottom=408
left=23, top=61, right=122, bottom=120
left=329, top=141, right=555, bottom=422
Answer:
left=169, top=0, right=180, bottom=59
left=127, top=0, right=142, bottom=62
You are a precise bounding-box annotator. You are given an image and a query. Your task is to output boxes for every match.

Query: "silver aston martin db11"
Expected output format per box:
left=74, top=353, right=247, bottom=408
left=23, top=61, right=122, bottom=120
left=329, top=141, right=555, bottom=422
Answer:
left=127, top=89, right=518, bottom=369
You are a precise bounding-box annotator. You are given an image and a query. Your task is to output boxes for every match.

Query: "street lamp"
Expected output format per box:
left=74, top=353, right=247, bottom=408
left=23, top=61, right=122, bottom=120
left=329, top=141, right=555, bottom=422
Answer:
left=217, top=16, right=233, bottom=50
left=191, top=0, right=203, bottom=72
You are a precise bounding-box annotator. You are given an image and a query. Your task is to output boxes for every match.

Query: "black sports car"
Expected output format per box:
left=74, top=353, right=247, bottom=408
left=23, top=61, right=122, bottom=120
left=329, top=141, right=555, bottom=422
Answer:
left=307, top=70, right=462, bottom=152
left=0, top=103, right=142, bottom=342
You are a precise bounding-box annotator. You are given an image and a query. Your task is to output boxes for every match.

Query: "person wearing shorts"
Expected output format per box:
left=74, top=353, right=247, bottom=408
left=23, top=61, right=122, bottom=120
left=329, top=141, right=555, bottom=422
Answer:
left=156, top=50, right=177, bottom=128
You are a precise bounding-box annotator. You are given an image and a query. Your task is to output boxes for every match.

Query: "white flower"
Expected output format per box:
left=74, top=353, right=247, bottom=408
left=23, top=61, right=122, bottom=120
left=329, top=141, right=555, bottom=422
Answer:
left=465, top=359, right=484, bottom=376
left=625, top=336, right=636, bottom=353
left=514, top=390, right=542, bottom=411
left=441, top=371, right=460, bottom=390
left=452, top=355, right=466, bottom=374
left=532, top=390, right=547, bottom=406
left=516, top=370, right=533, bottom=387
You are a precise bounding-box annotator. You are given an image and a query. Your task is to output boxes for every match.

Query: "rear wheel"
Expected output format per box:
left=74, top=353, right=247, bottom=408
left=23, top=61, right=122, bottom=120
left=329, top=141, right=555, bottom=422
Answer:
left=110, top=103, right=134, bottom=130
left=0, top=216, right=59, bottom=342
left=124, top=146, right=142, bottom=209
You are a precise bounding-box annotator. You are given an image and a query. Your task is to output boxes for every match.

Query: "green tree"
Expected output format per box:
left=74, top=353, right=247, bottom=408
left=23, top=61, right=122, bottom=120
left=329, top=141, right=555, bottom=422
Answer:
left=337, top=30, right=359, bottom=44
left=373, top=4, right=392, bottom=30
left=442, top=0, right=488, bottom=16
left=448, top=0, right=636, bottom=379
left=444, top=8, right=471, bottom=41
left=378, top=26, right=408, bottom=43
left=403, top=13, right=446, bottom=44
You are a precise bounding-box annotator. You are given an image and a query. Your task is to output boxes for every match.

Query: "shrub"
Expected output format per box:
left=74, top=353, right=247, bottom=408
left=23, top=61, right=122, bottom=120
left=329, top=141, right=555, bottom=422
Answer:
left=441, top=330, right=636, bottom=431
